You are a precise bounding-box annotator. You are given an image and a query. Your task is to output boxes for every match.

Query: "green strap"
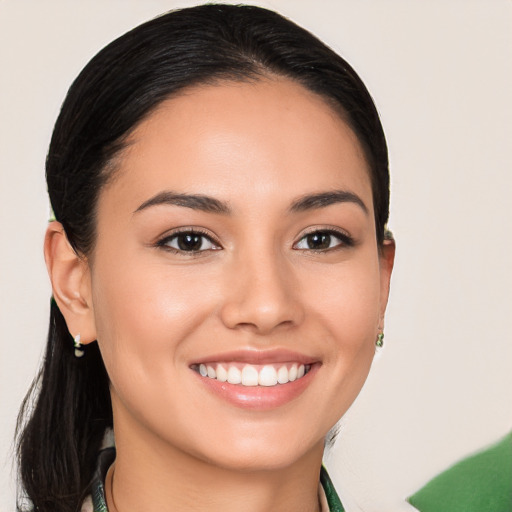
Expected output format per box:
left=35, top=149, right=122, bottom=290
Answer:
left=91, top=448, right=115, bottom=512
left=321, top=465, right=345, bottom=512
left=91, top=449, right=345, bottom=512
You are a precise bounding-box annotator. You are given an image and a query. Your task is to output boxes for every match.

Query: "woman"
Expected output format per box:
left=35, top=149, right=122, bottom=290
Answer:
left=16, top=4, right=395, bottom=511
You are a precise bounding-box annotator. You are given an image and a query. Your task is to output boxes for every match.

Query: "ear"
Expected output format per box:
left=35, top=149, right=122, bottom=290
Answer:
left=44, top=221, right=97, bottom=344
left=378, top=238, right=395, bottom=329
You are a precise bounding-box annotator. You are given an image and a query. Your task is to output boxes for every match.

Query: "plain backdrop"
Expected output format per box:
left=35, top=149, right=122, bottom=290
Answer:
left=1, top=1, right=511, bottom=511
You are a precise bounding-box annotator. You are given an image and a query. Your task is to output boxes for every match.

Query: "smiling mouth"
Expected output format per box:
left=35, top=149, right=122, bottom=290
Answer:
left=191, top=362, right=312, bottom=387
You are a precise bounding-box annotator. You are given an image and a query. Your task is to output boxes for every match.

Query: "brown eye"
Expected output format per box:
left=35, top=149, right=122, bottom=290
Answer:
left=294, top=230, right=352, bottom=251
left=305, top=232, right=332, bottom=250
left=160, top=231, right=219, bottom=252
left=177, top=233, right=203, bottom=251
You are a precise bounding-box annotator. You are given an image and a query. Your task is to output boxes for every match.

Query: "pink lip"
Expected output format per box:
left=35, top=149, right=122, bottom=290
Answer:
left=189, top=348, right=317, bottom=366
left=190, top=348, right=320, bottom=410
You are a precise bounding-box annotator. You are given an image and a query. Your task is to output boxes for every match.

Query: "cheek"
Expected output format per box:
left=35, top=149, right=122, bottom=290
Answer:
left=89, top=257, right=218, bottom=384
left=89, top=259, right=225, bottom=442
left=305, top=255, right=381, bottom=346
left=302, top=253, right=381, bottom=411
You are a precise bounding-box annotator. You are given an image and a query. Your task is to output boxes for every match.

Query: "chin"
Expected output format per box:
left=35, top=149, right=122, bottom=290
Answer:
left=187, top=424, right=327, bottom=473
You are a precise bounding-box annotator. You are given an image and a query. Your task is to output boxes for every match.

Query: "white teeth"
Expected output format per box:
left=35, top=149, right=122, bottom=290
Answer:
left=227, top=366, right=242, bottom=384
left=241, top=365, right=259, bottom=386
left=277, top=365, right=289, bottom=384
left=196, top=362, right=310, bottom=386
left=259, top=365, right=278, bottom=386
left=216, top=364, right=228, bottom=382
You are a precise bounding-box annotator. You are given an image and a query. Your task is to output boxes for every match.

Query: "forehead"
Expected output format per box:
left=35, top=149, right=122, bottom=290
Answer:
left=102, top=78, right=372, bottom=213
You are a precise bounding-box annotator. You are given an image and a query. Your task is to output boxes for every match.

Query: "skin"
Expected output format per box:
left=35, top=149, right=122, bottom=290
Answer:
left=45, top=77, right=394, bottom=512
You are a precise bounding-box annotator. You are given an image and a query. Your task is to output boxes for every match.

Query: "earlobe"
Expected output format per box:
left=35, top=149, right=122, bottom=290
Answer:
left=44, top=221, right=97, bottom=344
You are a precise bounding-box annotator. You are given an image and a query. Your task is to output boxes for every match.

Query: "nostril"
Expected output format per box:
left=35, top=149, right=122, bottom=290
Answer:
left=219, top=301, right=301, bottom=334
left=218, top=260, right=304, bottom=332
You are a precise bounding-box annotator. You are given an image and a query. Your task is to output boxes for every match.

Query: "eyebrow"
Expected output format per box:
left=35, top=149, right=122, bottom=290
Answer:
left=134, top=191, right=231, bottom=215
left=133, top=189, right=368, bottom=216
left=289, top=190, right=368, bottom=215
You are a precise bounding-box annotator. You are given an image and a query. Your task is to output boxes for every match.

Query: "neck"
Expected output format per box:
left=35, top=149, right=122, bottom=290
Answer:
left=105, top=421, right=325, bottom=512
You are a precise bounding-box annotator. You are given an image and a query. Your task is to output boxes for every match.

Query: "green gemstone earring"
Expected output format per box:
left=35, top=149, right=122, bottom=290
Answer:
left=376, top=332, right=384, bottom=348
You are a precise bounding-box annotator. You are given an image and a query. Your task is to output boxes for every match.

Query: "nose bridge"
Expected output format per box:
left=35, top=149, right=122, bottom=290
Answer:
left=219, top=241, right=302, bottom=333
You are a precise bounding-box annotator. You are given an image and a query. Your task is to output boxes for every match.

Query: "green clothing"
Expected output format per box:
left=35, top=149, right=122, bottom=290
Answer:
left=89, top=447, right=111, bottom=512
left=89, top=447, right=345, bottom=512
left=408, top=431, right=512, bottom=512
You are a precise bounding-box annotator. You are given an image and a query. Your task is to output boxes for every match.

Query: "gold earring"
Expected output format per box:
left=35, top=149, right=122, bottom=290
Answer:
left=376, top=332, right=384, bottom=348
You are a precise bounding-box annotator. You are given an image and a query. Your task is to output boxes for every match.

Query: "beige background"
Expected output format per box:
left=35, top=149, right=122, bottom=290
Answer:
left=1, top=1, right=511, bottom=511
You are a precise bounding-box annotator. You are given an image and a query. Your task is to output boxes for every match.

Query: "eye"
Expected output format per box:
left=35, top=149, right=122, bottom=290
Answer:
left=293, top=229, right=352, bottom=251
left=158, top=230, right=220, bottom=253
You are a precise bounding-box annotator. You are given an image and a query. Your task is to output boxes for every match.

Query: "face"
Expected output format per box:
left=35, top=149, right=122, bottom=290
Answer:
left=86, top=78, right=393, bottom=471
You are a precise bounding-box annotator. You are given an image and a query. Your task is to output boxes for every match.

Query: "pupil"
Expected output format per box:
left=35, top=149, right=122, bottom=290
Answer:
left=178, top=234, right=202, bottom=251
left=307, top=232, right=330, bottom=249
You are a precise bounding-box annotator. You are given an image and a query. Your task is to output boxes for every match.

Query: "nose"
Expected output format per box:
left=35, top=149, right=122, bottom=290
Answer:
left=219, top=250, right=304, bottom=335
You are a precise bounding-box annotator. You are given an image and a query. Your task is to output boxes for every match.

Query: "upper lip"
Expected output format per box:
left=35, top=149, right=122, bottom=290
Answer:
left=189, top=348, right=318, bottom=366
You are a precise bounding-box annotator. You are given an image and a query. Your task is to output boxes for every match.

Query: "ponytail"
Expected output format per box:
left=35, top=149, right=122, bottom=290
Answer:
left=16, top=299, right=111, bottom=512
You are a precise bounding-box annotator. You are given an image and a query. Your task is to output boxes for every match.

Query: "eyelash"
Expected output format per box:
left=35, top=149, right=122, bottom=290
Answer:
left=156, top=228, right=221, bottom=256
left=293, top=228, right=354, bottom=252
left=155, top=227, right=354, bottom=255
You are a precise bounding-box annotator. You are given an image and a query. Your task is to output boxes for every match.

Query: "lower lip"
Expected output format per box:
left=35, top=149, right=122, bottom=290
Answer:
left=193, top=364, right=319, bottom=410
